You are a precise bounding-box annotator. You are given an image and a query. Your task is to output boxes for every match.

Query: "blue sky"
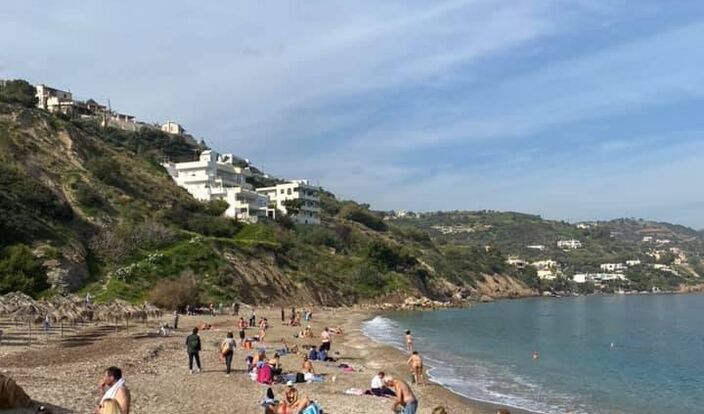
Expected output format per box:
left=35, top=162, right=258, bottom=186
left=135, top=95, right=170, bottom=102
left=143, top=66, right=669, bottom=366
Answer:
left=2, top=1, right=704, bottom=227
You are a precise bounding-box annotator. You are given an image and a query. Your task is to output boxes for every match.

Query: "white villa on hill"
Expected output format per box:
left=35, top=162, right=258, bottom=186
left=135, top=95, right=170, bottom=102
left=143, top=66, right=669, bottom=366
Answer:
left=573, top=273, right=627, bottom=284
left=600, top=263, right=628, bottom=272
left=257, top=180, right=321, bottom=225
left=162, top=150, right=268, bottom=222
left=557, top=239, right=582, bottom=249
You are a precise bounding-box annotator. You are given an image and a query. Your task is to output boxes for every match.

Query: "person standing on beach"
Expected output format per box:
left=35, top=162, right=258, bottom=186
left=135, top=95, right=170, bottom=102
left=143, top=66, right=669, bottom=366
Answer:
left=186, top=327, right=202, bottom=374
left=237, top=317, right=247, bottom=346
left=250, top=310, right=256, bottom=327
left=405, top=330, right=413, bottom=353
left=385, top=376, right=418, bottom=414
left=407, top=351, right=425, bottom=385
left=97, top=366, right=130, bottom=414
left=173, top=311, right=179, bottom=330
left=220, top=332, right=236, bottom=376
left=281, top=307, right=285, bottom=322
left=320, top=327, right=331, bottom=352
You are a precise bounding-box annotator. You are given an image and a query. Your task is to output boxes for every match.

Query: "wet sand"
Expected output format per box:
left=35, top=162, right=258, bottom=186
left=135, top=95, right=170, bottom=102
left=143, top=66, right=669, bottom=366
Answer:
left=1, top=308, right=531, bottom=414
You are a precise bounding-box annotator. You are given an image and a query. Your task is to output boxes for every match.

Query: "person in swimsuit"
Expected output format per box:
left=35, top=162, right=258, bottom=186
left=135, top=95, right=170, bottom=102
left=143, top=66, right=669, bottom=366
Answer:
left=407, top=351, right=425, bottom=385
left=265, top=381, right=311, bottom=414
left=405, top=330, right=413, bottom=353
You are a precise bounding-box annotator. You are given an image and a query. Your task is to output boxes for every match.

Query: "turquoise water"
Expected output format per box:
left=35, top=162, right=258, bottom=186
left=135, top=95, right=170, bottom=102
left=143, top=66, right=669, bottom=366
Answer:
left=363, top=294, right=704, bottom=414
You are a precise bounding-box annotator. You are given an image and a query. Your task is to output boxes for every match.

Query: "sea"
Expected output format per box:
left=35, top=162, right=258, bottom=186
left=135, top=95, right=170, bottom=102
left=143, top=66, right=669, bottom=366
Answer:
left=362, top=294, right=704, bottom=414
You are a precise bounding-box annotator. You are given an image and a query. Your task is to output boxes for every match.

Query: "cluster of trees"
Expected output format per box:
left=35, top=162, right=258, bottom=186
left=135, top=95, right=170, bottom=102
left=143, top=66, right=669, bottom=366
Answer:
left=0, top=79, right=37, bottom=108
left=0, top=244, right=49, bottom=297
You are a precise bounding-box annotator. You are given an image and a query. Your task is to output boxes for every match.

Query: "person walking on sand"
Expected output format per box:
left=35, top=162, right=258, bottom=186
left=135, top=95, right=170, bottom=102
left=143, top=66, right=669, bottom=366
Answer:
left=405, top=330, right=413, bottom=353
left=237, top=317, right=247, bottom=346
left=249, top=310, right=256, bottom=327
left=186, top=327, right=202, bottom=374
left=385, top=376, right=418, bottom=414
left=281, top=307, right=285, bottom=322
left=407, top=351, right=425, bottom=385
left=220, top=332, right=236, bottom=376
left=96, top=366, right=130, bottom=414
left=173, top=311, right=179, bottom=330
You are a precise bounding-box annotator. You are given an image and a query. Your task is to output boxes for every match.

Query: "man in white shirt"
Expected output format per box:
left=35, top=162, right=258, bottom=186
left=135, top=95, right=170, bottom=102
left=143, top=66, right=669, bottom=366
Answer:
left=370, top=371, right=395, bottom=397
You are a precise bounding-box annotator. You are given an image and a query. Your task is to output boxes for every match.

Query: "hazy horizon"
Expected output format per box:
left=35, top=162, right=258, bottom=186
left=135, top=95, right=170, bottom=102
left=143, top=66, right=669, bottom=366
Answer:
left=3, top=1, right=703, bottom=227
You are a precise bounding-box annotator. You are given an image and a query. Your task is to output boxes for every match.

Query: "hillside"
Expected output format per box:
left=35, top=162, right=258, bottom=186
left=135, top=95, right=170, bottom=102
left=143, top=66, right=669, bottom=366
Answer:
left=391, top=211, right=704, bottom=292
left=0, top=90, right=533, bottom=306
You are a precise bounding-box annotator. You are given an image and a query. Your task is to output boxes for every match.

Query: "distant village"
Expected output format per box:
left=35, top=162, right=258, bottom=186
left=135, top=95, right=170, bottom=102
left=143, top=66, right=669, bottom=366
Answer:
left=34, top=83, right=321, bottom=225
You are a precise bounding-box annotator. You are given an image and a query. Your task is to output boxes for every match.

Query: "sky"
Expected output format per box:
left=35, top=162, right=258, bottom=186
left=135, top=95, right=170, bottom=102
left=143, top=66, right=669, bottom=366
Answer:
left=2, top=1, right=704, bottom=228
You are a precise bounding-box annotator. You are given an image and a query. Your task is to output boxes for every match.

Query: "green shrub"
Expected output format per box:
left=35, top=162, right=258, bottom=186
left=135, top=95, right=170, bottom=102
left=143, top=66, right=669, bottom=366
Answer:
left=0, top=244, right=49, bottom=297
left=338, top=204, right=387, bottom=231
left=0, top=80, right=37, bottom=108
left=202, top=199, right=230, bottom=216
left=365, top=241, right=416, bottom=272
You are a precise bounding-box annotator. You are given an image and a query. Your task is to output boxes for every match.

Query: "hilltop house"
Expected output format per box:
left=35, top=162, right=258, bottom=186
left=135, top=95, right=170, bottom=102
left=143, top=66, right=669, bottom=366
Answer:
left=600, top=263, right=627, bottom=272
left=506, top=256, right=528, bottom=269
left=161, top=121, right=184, bottom=135
left=526, top=245, right=545, bottom=251
left=256, top=180, right=321, bottom=225
left=557, top=239, right=582, bottom=249
left=162, top=150, right=268, bottom=222
left=35, top=84, right=73, bottom=113
left=626, top=259, right=641, bottom=266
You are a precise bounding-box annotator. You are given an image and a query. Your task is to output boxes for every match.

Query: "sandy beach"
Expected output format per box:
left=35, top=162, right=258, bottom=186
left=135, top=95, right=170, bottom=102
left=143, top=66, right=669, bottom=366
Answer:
left=1, top=307, right=527, bottom=414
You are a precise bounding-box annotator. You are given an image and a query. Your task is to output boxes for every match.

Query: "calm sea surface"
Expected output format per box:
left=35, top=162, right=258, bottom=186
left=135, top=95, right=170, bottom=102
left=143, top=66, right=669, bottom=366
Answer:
left=362, top=294, right=704, bottom=414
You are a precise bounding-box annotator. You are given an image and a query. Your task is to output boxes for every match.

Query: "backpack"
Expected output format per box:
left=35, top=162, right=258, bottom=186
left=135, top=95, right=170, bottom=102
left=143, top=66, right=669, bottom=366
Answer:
left=187, top=335, right=200, bottom=352
left=221, top=341, right=231, bottom=354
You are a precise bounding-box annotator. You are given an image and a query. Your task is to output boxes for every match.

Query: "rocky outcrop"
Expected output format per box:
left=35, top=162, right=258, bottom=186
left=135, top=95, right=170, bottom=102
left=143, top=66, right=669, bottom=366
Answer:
left=471, top=274, right=536, bottom=299
left=0, top=373, right=32, bottom=409
left=34, top=242, right=90, bottom=293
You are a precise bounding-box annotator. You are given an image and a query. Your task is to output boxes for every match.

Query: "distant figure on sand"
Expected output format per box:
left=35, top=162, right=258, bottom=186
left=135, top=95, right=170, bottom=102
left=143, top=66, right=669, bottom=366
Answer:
left=173, top=311, right=179, bottom=330
left=405, top=330, right=413, bottom=353
left=237, top=317, right=247, bottom=346
left=221, top=332, right=236, bottom=375
left=249, top=310, right=256, bottom=327
left=97, top=366, right=130, bottom=414
left=385, top=376, right=418, bottom=414
left=186, top=327, right=202, bottom=374
left=370, top=371, right=396, bottom=397
left=320, top=327, right=331, bottom=352
left=407, top=351, right=425, bottom=385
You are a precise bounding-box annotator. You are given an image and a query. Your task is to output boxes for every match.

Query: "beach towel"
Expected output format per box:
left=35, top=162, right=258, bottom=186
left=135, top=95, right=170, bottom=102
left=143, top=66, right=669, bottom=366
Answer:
left=300, top=402, right=322, bottom=414
left=100, top=378, right=125, bottom=402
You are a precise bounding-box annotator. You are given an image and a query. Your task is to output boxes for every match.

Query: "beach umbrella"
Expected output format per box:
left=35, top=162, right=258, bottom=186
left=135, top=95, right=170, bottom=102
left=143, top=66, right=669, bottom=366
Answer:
left=11, top=302, right=47, bottom=346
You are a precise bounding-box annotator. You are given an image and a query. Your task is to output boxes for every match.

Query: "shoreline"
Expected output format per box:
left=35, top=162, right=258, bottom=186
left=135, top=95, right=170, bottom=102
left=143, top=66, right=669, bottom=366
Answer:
left=348, top=309, right=539, bottom=414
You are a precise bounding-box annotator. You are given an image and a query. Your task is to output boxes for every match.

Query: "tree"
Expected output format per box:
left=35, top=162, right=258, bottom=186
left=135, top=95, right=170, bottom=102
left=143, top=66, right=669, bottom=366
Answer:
left=0, top=79, right=37, bottom=108
left=0, top=244, right=49, bottom=297
left=282, top=199, right=303, bottom=216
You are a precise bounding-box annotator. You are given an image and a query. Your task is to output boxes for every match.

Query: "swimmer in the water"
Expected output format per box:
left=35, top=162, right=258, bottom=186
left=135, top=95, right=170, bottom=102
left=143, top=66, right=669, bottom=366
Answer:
left=532, top=351, right=540, bottom=360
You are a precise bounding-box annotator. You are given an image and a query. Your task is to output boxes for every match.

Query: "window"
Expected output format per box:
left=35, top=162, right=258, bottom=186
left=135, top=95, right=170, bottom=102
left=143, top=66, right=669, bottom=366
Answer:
left=280, top=189, right=285, bottom=194
left=287, top=189, right=292, bottom=195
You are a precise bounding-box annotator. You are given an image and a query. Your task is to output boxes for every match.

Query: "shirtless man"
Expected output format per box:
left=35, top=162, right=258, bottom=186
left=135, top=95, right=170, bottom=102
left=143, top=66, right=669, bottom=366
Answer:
left=96, top=366, right=130, bottom=414
left=385, top=376, right=418, bottom=414
left=266, top=381, right=311, bottom=414
left=405, top=330, right=413, bottom=353
left=407, top=351, right=425, bottom=385
left=237, top=317, right=247, bottom=346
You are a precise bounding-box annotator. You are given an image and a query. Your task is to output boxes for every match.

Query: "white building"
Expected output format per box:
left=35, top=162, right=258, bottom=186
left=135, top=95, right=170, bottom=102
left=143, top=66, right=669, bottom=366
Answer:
left=626, top=260, right=641, bottom=266
left=162, top=150, right=268, bottom=222
left=642, top=236, right=653, bottom=242
left=161, top=121, right=184, bottom=135
left=572, top=273, right=627, bottom=284
left=526, top=245, right=546, bottom=251
left=257, top=180, right=321, bottom=225
left=537, top=269, right=558, bottom=280
left=600, top=263, right=627, bottom=272
left=35, top=84, right=73, bottom=113
left=532, top=260, right=558, bottom=270
left=506, top=257, right=528, bottom=269
left=557, top=239, right=582, bottom=249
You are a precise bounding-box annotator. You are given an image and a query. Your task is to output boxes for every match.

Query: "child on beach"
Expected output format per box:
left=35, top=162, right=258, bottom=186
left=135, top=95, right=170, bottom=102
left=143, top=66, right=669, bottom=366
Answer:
left=405, top=330, right=413, bottom=353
